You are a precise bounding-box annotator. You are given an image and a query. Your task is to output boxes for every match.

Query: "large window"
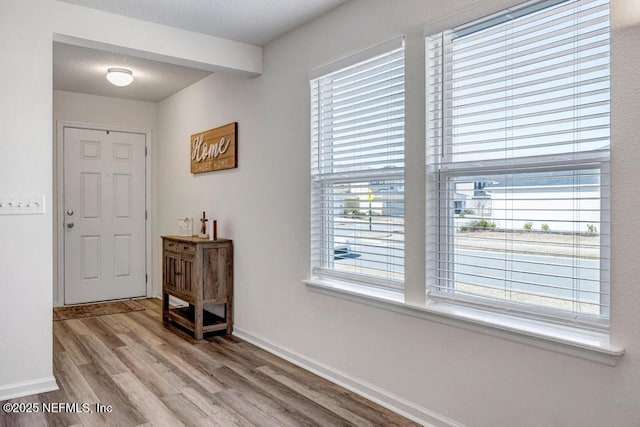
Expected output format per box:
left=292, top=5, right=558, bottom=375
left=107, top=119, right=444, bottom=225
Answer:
left=427, top=0, right=610, bottom=328
left=311, top=39, right=405, bottom=289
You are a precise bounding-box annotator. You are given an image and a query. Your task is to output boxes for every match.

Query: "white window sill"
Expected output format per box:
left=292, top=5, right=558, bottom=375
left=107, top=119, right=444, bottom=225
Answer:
left=303, top=277, right=625, bottom=366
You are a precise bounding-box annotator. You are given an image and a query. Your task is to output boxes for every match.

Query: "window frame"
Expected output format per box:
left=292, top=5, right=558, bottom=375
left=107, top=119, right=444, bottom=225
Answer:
left=310, top=37, right=406, bottom=291
left=426, top=0, right=611, bottom=331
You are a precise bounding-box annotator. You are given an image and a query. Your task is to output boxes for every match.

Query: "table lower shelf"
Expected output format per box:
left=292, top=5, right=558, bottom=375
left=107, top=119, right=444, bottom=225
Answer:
left=163, top=304, right=230, bottom=338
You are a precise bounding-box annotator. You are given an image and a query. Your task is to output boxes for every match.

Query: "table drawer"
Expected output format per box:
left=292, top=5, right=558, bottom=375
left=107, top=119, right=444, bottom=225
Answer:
left=164, top=240, right=197, bottom=255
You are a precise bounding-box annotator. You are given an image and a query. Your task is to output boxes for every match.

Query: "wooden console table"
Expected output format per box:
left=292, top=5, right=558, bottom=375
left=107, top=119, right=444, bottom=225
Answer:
left=161, top=235, right=233, bottom=339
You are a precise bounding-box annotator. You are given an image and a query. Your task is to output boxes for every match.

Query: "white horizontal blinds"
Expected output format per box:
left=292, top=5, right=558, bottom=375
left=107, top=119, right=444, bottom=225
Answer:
left=311, top=41, right=405, bottom=288
left=427, top=0, right=610, bottom=327
left=428, top=0, right=610, bottom=169
left=314, top=49, right=405, bottom=176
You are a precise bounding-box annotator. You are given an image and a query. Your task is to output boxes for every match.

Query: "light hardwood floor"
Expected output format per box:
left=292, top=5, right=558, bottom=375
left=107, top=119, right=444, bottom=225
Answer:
left=1, top=299, right=419, bottom=426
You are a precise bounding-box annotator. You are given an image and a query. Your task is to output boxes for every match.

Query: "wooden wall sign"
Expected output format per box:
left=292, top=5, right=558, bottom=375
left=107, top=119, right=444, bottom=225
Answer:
left=190, top=122, right=238, bottom=174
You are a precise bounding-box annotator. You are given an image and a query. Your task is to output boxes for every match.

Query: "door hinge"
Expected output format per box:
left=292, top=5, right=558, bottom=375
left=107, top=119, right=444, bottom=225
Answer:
left=145, top=146, right=148, bottom=156
left=145, top=274, right=148, bottom=283
left=145, top=210, right=148, bottom=220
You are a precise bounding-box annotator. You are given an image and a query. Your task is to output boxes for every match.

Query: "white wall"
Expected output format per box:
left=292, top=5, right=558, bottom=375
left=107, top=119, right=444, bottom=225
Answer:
left=0, top=0, right=58, bottom=399
left=156, top=0, right=640, bottom=425
left=52, top=90, right=158, bottom=306
left=156, top=73, right=265, bottom=301
left=53, top=90, right=158, bottom=130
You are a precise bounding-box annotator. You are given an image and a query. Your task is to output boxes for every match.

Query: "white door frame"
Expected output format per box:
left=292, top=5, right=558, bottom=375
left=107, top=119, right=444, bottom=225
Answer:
left=55, top=120, right=153, bottom=306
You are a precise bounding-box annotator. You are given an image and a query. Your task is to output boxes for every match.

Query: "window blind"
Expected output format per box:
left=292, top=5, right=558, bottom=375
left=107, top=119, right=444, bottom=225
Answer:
left=311, top=40, right=405, bottom=288
left=426, top=0, right=610, bottom=328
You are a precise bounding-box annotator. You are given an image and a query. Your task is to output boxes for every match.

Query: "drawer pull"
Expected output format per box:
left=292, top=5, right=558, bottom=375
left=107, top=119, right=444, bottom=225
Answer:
left=168, top=243, right=175, bottom=247
left=183, top=246, right=191, bottom=250
left=175, top=272, right=182, bottom=276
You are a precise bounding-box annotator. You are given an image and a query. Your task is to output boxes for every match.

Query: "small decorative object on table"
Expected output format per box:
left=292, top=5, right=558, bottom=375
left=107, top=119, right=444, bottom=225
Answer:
left=198, top=211, right=208, bottom=238
left=177, top=217, right=193, bottom=236
left=209, top=220, right=217, bottom=240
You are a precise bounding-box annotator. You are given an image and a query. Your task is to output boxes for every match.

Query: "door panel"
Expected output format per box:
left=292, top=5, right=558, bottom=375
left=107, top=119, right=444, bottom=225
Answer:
left=203, top=248, right=228, bottom=301
left=80, top=235, right=101, bottom=280
left=114, top=174, right=131, bottom=218
left=163, top=252, right=178, bottom=293
left=64, top=127, right=146, bottom=304
left=114, top=234, right=132, bottom=277
left=179, top=256, right=194, bottom=297
left=81, top=172, right=101, bottom=218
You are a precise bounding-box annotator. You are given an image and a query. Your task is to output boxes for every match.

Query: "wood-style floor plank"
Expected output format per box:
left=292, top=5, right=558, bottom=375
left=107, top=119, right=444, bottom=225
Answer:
left=256, top=365, right=374, bottom=427
left=180, top=387, right=254, bottom=427
left=214, top=389, right=286, bottom=427
left=37, top=387, right=83, bottom=427
left=52, top=321, right=92, bottom=366
left=114, top=346, right=181, bottom=398
left=111, top=371, right=185, bottom=426
left=198, top=342, right=353, bottom=426
left=0, top=299, right=419, bottom=427
left=75, top=363, right=146, bottom=426
left=161, top=393, right=221, bottom=427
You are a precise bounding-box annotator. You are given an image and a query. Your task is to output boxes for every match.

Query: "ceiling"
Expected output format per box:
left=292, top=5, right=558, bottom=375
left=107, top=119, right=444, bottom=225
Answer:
left=54, top=43, right=212, bottom=102
left=53, top=0, right=349, bottom=101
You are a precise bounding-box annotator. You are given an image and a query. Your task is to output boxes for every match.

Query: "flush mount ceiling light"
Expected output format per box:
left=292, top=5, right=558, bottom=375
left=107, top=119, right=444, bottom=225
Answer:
left=106, top=68, right=134, bottom=87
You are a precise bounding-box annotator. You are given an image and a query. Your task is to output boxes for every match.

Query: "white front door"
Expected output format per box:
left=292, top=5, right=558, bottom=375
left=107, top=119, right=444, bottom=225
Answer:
left=64, top=127, right=146, bottom=304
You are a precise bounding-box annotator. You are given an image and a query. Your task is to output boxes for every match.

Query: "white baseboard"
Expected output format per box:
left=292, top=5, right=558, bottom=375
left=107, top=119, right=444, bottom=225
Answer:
left=0, top=376, right=59, bottom=401
left=233, top=328, right=462, bottom=427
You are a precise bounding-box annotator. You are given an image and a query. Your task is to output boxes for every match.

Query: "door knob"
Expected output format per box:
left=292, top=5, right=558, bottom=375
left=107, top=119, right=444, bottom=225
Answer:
left=66, top=209, right=74, bottom=216
left=67, top=223, right=74, bottom=229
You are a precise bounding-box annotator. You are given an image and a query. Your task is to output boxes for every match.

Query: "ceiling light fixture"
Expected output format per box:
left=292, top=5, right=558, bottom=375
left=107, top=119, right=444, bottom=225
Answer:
left=106, top=68, right=134, bottom=87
